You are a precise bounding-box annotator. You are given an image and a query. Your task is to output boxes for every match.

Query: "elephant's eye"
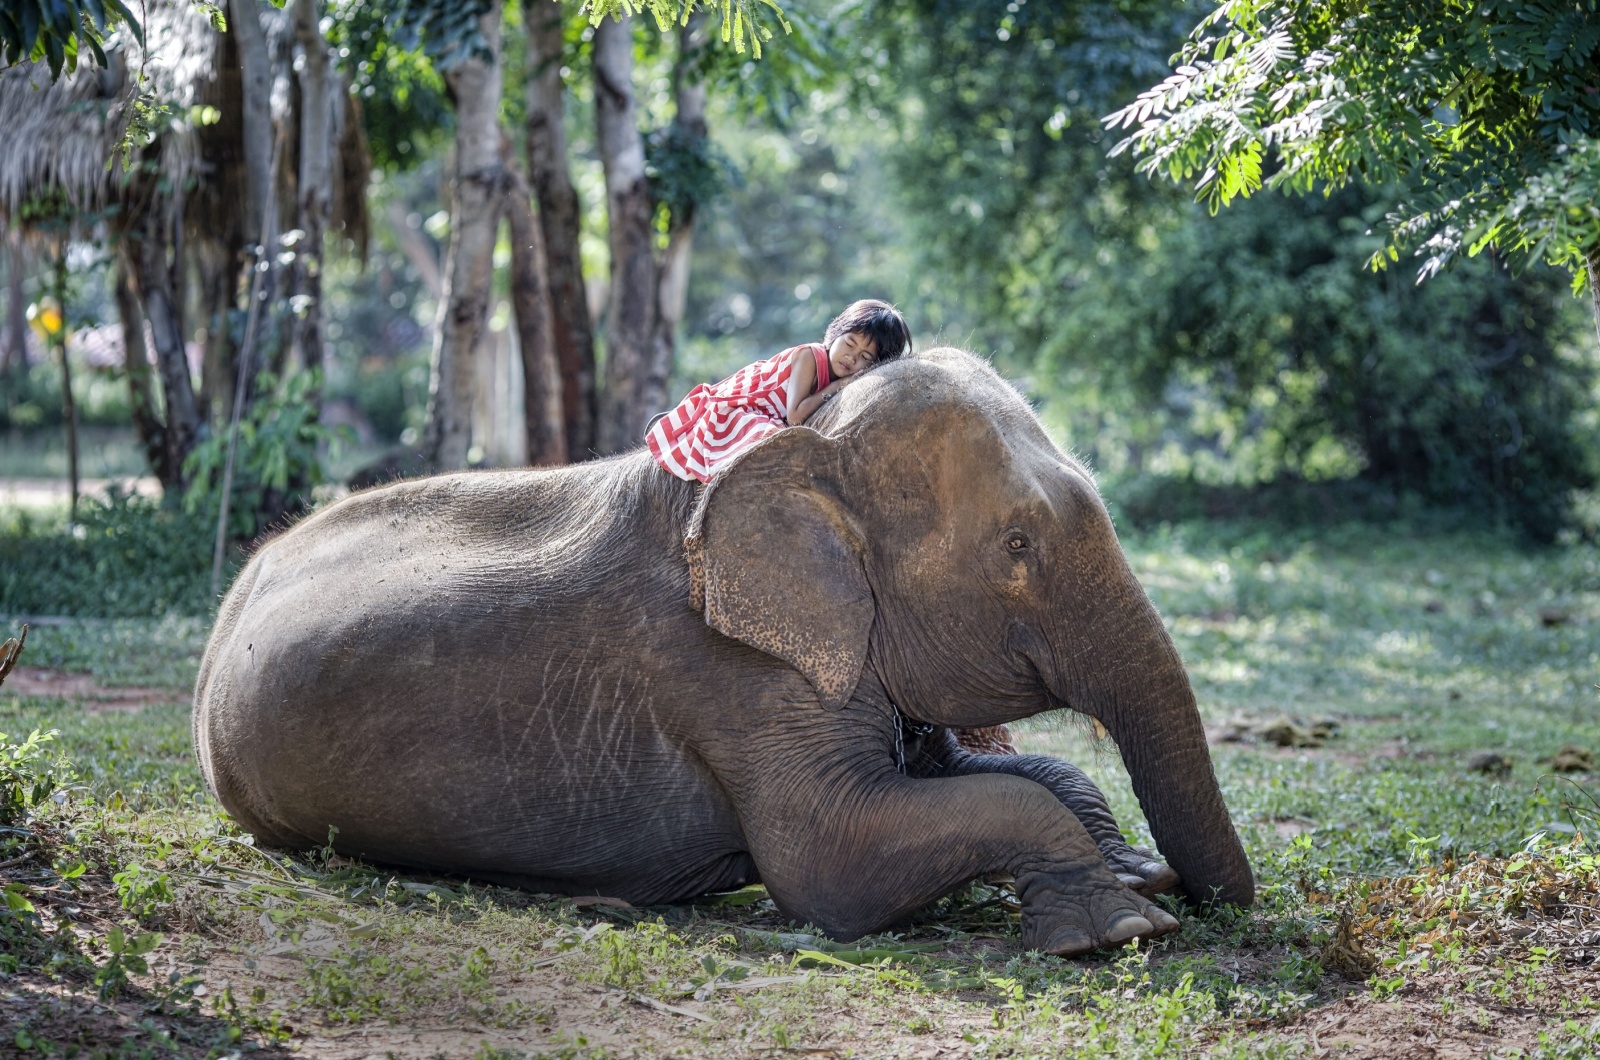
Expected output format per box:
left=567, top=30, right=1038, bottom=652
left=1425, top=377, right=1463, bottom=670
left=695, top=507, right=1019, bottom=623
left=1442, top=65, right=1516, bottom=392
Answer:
left=1006, top=533, right=1029, bottom=552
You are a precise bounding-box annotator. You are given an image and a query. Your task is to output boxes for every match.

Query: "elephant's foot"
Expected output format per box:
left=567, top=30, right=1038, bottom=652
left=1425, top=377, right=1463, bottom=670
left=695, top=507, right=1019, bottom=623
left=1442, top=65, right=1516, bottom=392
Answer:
left=1014, top=860, right=1180, bottom=957
left=1098, top=840, right=1181, bottom=898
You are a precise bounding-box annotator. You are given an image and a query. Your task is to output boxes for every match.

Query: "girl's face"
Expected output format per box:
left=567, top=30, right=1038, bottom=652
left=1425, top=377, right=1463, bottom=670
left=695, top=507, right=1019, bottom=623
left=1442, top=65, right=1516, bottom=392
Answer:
left=828, top=331, right=880, bottom=378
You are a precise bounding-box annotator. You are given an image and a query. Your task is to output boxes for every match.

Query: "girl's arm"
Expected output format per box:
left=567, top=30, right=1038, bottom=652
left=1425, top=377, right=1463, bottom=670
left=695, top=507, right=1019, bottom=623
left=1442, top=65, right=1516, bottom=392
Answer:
left=785, top=348, right=819, bottom=426
left=789, top=377, right=849, bottom=426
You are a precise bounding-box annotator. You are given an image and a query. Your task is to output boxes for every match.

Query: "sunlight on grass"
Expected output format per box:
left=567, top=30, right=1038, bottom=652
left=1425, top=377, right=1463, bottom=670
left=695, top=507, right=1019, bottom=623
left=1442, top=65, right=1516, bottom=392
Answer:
left=2, top=521, right=1598, bottom=1056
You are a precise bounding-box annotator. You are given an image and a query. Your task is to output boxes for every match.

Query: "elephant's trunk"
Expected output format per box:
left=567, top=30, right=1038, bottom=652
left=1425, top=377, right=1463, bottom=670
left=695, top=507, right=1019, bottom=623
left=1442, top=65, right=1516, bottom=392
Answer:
left=1050, top=574, right=1254, bottom=908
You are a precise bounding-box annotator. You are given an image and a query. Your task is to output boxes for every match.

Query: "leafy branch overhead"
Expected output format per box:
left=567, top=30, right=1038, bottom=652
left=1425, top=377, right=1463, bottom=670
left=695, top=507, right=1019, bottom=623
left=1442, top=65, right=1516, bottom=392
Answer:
left=7, top=0, right=789, bottom=84
left=0, top=0, right=145, bottom=78
left=1103, top=0, right=1600, bottom=284
left=389, top=0, right=789, bottom=68
left=582, top=0, right=790, bottom=56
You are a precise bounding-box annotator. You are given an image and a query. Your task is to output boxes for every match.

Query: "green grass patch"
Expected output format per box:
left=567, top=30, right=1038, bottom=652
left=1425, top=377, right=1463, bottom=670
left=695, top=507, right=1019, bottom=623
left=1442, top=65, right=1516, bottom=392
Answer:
left=0, top=491, right=222, bottom=618
left=0, top=520, right=1596, bottom=1056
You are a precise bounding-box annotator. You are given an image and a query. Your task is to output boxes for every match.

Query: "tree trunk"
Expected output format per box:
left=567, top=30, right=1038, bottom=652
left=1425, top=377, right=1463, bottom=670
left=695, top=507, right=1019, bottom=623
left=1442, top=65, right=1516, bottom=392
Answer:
left=3, top=233, right=24, bottom=377
left=647, top=15, right=708, bottom=420
left=503, top=146, right=566, bottom=466
left=128, top=205, right=203, bottom=491
left=1588, top=244, right=1600, bottom=349
left=53, top=249, right=78, bottom=522
left=423, top=1, right=505, bottom=471
left=291, top=0, right=331, bottom=393
left=227, top=0, right=277, bottom=432
left=593, top=13, right=658, bottom=455
left=232, top=0, right=275, bottom=237
left=524, top=0, right=596, bottom=459
left=113, top=250, right=168, bottom=481
left=196, top=241, right=232, bottom=419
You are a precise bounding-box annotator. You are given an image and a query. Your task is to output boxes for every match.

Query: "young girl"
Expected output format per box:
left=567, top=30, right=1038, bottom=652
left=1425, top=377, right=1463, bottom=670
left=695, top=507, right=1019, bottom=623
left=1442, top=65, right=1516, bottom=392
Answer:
left=647, top=299, right=912, bottom=483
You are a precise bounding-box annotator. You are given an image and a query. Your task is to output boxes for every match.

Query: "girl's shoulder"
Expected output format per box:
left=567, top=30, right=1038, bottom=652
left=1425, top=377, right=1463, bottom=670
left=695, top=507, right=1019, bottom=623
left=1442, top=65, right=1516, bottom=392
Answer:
left=753, top=344, right=823, bottom=375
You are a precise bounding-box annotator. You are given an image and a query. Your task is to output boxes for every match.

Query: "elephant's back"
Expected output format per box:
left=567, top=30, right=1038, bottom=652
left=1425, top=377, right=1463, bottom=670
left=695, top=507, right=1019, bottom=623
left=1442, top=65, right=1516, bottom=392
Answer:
left=206, top=454, right=695, bottom=675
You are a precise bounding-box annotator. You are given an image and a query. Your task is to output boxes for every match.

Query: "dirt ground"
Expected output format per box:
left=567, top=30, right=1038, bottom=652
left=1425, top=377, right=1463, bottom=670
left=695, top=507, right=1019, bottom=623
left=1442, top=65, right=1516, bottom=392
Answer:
left=0, top=666, right=186, bottom=711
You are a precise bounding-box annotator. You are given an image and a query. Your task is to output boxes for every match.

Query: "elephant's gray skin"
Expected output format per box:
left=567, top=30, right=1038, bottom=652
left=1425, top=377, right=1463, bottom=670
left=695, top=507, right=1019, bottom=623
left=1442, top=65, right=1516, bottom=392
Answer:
left=192, top=347, right=1252, bottom=956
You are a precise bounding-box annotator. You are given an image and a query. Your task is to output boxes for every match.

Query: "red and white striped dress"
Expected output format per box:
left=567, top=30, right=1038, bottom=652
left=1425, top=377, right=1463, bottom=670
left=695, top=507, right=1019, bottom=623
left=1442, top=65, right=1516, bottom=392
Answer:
left=647, top=344, right=831, bottom=483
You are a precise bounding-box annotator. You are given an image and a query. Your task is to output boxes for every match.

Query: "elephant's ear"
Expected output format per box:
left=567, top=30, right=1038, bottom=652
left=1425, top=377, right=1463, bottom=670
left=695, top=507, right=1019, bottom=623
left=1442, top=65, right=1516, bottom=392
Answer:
left=685, top=428, right=873, bottom=711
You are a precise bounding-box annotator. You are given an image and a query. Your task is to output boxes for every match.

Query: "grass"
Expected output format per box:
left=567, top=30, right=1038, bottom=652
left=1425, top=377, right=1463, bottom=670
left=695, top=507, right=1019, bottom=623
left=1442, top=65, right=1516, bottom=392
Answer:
left=1, top=519, right=1598, bottom=1057
left=0, top=492, right=223, bottom=619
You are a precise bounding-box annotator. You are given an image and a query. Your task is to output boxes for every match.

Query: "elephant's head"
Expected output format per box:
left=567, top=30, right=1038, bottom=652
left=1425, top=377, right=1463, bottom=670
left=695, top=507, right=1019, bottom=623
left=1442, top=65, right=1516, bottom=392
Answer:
left=684, top=347, right=1253, bottom=907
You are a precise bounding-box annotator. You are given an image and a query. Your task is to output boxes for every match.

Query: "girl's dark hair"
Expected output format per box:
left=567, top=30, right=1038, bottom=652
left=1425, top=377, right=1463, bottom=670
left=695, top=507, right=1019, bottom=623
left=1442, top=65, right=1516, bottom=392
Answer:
left=824, top=299, right=912, bottom=361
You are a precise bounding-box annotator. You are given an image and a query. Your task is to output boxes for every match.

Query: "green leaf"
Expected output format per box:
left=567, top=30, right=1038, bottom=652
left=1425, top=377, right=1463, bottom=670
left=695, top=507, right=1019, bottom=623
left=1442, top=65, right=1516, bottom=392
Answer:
left=2, top=884, right=34, bottom=914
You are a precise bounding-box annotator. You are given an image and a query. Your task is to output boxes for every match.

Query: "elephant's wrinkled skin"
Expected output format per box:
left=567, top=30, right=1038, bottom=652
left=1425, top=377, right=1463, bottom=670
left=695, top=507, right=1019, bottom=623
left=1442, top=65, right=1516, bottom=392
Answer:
left=193, top=348, right=1252, bottom=955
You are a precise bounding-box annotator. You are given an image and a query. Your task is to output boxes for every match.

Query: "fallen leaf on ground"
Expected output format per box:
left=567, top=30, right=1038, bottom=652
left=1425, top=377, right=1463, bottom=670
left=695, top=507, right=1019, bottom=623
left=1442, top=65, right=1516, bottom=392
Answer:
left=1550, top=745, right=1595, bottom=773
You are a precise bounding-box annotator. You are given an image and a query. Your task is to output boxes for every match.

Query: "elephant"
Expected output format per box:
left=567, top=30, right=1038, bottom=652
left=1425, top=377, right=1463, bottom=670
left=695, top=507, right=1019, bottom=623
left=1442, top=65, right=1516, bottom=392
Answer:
left=192, top=346, right=1253, bottom=956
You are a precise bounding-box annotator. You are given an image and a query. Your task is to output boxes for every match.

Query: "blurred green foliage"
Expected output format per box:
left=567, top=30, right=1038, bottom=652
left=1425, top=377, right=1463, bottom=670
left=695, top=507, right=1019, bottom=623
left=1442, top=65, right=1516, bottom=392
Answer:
left=1106, top=0, right=1600, bottom=283
left=0, top=0, right=141, bottom=79
left=0, top=489, right=216, bottom=618
left=183, top=371, right=347, bottom=542
left=329, top=0, right=453, bottom=172
left=5, top=0, right=1598, bottom=547
left=1050, top=188, right=1598, bottom=540
left=0, top=358, right=136, bottom=431
left=835, top=0, right=1599, bottom=539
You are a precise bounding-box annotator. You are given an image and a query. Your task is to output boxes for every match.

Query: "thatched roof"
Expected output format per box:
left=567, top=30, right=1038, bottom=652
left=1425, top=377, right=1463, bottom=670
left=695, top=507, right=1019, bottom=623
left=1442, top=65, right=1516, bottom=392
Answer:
left=0, top=0, right=368, bottom=250
left=0, top=0, right=219, bottom=228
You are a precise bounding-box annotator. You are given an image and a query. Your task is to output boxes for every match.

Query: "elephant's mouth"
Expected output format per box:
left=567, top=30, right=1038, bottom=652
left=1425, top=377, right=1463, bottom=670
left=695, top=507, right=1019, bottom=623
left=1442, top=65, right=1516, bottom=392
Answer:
left=1017, top=640, right=1090, bottom=722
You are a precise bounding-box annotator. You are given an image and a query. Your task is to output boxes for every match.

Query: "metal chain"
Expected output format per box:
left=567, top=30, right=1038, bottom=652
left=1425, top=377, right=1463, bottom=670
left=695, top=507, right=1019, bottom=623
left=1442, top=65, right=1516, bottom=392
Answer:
left=893, top=704, right=906, bottom=774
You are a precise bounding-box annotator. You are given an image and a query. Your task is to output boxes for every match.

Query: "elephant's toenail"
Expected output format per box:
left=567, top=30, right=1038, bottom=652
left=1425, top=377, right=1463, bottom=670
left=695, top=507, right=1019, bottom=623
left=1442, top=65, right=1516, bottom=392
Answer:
left=1042, top=925, right=1095, bottom=957
left=1103, top=914, right=1153, bottom=945
left=1140, top=862, right=1181, bottom=892
left=1148, top=908, right=1180, bottom=933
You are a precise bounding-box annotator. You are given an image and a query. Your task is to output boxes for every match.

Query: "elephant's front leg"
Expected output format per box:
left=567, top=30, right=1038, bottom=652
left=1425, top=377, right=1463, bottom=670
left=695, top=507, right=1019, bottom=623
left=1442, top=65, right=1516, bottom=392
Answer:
left=740, top=760, right=1179, bottom=956
left=912, top=728, right=1180, bottom=896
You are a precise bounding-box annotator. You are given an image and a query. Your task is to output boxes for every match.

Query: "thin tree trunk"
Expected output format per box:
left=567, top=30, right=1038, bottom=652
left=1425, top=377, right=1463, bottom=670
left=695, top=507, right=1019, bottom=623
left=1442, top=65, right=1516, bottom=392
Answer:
left=113, top=251, right=167, bottom=481
left=223, top=0, right=276, bottom=433
left=423, top=1, right=505, bottom=471
left=129, top=205, right=203, bottom=491
left=593, top=13, right=657, bottom=455
left=196, top=242, right=231, bottom=418
left=291, top=0, right=331, bottom=393
left=53, top=249, right=78, bottom=522
left=647, top=14, right=708, bottom=420
left=3, top=233, right=24, bottom=377
left=232, top=0, right=274, bottom=237
left=524, top=0, right=596, bottom=458
left=1588, top=244, right=1600, bottom=349
left=502, top=144, right=566, bottom=466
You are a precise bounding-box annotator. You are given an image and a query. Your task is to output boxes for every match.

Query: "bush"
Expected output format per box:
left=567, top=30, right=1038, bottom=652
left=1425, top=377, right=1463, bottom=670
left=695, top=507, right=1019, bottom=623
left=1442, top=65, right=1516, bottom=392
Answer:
left=0, top=490, right=218, bottom=617
left=183, top=370, right=346, bottom=541
left=1046, top=188, right=1599, bottom=541
left=0, top=360, right=135, bottom=431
